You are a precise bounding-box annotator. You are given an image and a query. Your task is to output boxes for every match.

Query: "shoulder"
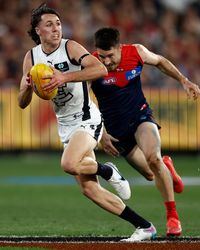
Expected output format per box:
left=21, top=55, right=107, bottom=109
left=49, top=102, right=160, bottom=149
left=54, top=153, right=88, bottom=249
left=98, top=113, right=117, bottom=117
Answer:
left=133, top=44, right=148, bottom=53
left=65, top=39, right=90, bottom=58
left=66, top=39, right=88, bottom=51
left=122, top=43, right=144, bottom=56
left=133, top=44, right=161, bottom=65
left=121, top=44, right=144, bottom=64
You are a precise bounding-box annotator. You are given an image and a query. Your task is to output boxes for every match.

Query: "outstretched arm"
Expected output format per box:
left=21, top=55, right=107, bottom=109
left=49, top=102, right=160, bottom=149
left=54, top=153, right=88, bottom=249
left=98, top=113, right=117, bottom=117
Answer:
left=136, top=44, right=200, bottom=100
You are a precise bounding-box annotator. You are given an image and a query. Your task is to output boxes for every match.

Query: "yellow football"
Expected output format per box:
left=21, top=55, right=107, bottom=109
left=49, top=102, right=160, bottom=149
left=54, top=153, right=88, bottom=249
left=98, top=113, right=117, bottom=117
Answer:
left=30, top=63, right=58, bottom=100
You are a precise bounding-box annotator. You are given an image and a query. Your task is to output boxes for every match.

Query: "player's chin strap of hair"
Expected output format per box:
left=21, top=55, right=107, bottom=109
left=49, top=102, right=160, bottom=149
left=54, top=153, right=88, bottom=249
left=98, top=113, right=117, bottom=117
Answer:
left=78, top=53, right=90, bottom=65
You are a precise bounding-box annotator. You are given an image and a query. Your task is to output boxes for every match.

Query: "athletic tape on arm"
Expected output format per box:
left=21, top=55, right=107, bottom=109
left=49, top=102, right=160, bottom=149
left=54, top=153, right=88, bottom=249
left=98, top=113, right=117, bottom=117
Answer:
left=78, top=53, right=90, bottom=65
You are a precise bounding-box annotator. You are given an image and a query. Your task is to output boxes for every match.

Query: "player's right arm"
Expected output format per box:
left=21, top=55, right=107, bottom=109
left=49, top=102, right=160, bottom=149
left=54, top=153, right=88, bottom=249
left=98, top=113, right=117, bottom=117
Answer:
left=18, top=51, right=33, bottom=109
left=101, top=129, right=120, bottom=157
left=135, top=44, right=200, bottom=100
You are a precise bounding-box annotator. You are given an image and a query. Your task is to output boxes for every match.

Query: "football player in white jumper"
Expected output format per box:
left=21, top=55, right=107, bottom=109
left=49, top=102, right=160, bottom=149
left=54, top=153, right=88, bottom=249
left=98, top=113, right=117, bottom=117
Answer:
left=18, top=4, right=156, bottom=242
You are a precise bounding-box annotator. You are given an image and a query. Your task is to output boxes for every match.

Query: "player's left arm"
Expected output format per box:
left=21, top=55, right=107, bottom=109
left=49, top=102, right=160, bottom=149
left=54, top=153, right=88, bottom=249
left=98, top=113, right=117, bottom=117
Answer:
left=43, top=40, right=107, bottom=92
left=135, top=44, right=200, bottom=100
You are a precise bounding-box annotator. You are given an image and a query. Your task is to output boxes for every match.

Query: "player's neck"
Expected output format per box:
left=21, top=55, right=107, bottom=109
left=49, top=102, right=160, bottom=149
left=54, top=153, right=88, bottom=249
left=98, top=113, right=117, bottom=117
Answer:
left=41, top=41, right=61, bottom=55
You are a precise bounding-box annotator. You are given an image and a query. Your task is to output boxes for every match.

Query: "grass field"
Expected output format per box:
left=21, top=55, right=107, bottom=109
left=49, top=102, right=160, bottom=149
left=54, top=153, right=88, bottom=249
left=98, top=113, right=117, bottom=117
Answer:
left=0, top=152, right=199, bottom=237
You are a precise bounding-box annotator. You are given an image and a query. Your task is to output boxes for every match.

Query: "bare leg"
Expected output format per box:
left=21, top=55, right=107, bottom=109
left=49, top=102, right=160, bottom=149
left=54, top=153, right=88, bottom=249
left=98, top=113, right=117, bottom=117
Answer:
left=61, top=131, right=99, bottom=175
left=76, top=173, right=125, bottom=214
left=134, top=122, right=182, bottom=236
left=126, top=146, right=154, bottom=181
left=75, top=172, right=156, bottom=240
left=61, top=130, right=155, bottom=239
left=134, top=122, right=174, bottom=201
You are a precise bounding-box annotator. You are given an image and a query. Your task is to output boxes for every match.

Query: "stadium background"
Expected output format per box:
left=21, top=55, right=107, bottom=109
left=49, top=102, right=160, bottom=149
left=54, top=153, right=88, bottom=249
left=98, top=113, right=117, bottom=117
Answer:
left=0, top=0, right=200, bottom=151
left=0, top=0, right=200, bottom=241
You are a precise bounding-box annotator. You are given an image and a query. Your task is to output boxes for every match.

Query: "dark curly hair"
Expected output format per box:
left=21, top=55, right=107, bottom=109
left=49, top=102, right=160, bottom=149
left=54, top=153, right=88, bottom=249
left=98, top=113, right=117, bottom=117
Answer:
left=28, top=3, right=60, bottom=45
left=94, top=27, right=120, bottom=50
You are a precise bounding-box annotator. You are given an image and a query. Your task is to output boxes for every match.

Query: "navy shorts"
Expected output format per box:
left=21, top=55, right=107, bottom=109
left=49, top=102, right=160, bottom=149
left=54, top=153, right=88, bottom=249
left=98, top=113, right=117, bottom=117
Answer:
left=112, top=111, right=160, bottom=157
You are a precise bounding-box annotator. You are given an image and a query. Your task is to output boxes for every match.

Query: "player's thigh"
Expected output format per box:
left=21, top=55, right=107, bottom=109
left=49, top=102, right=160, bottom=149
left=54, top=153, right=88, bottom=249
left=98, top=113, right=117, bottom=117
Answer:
left=62, top=130, right=97, bottom=164
left=135, top=122, right=161, bottom=157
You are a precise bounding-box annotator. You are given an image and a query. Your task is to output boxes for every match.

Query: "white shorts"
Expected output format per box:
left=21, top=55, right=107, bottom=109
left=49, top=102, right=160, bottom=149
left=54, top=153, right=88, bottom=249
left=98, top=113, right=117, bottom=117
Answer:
left=57, top=113, right=103, bottom=147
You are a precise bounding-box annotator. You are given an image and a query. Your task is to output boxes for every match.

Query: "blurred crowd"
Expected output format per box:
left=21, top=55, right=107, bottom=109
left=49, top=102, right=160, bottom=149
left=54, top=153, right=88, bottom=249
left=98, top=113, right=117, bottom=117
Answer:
left=0, top=0, right=199, bottom=88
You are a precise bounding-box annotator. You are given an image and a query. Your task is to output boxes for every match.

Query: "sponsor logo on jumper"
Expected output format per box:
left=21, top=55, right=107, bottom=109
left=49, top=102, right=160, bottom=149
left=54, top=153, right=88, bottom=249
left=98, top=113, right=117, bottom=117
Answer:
left=102, top=77, right=117, bottom=85
left=125, top=66, right=142, bottom=80
left=54, top=61, right=69, bottom=72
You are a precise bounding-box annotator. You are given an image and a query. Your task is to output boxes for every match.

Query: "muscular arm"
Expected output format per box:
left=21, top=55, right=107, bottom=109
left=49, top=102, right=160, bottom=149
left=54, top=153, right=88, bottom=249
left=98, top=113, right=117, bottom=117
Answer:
left=43, top=40, right=108, bottom=92
left=67, top=40, right=108, bottom=81
left=18, top=51, right=33, bottom=109
left=135, top=44, right=200, bottom=99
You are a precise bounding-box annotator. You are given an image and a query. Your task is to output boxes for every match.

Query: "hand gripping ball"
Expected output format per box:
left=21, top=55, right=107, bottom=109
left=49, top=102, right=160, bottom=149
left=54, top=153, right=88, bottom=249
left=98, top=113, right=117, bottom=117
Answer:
left=30, top=63, right=58, bottom=100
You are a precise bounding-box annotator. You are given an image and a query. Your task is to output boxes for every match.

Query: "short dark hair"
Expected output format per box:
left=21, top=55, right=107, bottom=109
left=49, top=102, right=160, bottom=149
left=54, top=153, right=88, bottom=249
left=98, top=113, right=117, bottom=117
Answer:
left=28, top=3, right=60, bottom=45
left=94, top=27, right=120, bottom=50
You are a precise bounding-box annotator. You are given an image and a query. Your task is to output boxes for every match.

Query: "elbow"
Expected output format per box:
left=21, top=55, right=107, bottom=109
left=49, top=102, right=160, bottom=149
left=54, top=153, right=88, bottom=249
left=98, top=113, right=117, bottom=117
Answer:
left=157, top=55, right=166, bottom=67
left=19, top=104, right=27, bottom=109
left=18, top=97, right=29, bottom=109
left=18, top=101, right=27, bottom=109
left=18, top=89, right=33, bottom=109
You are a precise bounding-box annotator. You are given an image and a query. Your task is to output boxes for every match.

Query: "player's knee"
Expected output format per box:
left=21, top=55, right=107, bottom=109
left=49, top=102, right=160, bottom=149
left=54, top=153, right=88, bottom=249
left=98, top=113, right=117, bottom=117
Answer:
left=140, top=168, right=154, bottom=181
left=61, top=159, right=78, bottom=175
left=145, top=173, right=154, bottom=181
left=146, top=153, right=162, bottom=172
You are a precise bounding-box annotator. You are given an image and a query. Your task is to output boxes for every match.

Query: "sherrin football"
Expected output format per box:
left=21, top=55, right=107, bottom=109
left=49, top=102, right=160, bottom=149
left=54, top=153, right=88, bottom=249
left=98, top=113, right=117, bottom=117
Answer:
left=30, top=63, right=58, bottom=100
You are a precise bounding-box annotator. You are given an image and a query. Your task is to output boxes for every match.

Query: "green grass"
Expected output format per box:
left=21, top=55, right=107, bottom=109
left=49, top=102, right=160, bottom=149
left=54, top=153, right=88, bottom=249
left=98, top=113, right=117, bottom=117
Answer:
left=0, top=151, right=199, bottom=177
left=0, top=152, right=199, bottom=237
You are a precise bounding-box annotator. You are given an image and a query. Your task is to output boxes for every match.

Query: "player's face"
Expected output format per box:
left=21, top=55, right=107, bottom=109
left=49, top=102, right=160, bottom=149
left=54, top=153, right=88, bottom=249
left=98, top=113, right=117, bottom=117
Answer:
left=97, top=46, right=121, bottom=72
left=36, top=14, right=62, bottom=49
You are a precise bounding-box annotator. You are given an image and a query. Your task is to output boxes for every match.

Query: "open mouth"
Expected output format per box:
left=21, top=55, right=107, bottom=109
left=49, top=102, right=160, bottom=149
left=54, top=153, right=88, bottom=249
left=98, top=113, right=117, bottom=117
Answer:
left=106, top=64, right=115, bottom=71
left=52, top=34, right=60, bottom=39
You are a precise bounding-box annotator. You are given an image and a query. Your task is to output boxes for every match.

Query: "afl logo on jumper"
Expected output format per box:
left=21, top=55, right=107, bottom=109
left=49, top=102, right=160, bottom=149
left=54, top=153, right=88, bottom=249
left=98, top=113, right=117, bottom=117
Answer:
left=102, top=77, right=117, bottom=85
